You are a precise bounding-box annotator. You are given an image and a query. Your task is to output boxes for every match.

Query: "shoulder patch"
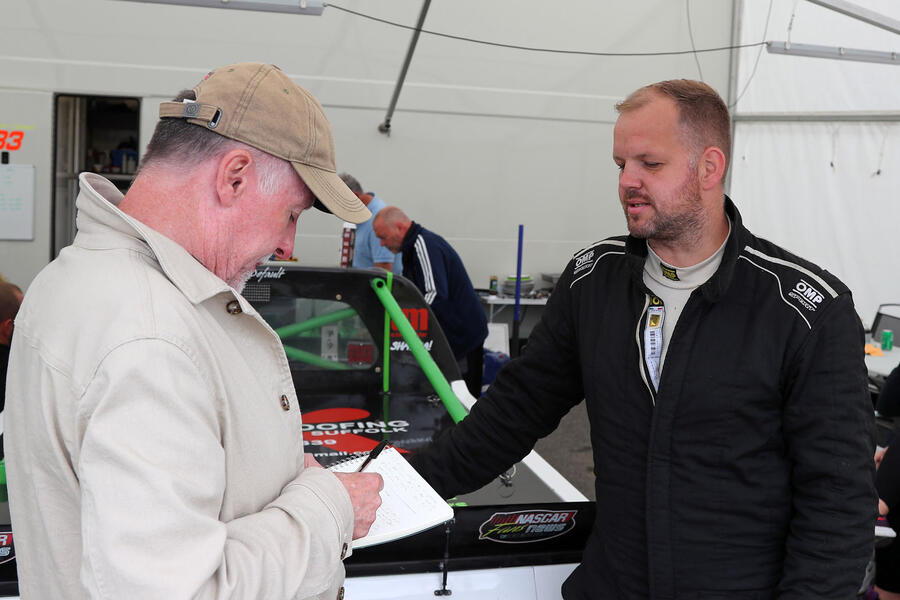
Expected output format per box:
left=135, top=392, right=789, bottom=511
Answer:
left=570, top=238, right=626, bottom=287
left=739, top=246, right=839, bottom=328
left=786, top=278, right=827, bottom=313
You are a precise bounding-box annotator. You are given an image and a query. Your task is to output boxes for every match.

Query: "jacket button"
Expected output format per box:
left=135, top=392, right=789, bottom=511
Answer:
left=340, top=542, right=348, bottom=560
left=336, top=587, right=344, bottom=600
left=280, top=395, right=290, bottom=411
left=226, top=300, right=242, bottom=315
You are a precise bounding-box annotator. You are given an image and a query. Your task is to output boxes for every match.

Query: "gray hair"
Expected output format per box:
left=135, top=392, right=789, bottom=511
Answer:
left=339, top=173, right=363, bottom=195
left=140, top=89, right=296, bottom=191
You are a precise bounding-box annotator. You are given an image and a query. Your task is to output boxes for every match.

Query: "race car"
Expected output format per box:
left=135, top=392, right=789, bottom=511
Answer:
left=244, top=265, right=592, bottom=599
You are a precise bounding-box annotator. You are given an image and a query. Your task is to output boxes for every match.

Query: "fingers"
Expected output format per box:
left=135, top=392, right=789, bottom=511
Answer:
left=880, top=498, right=890, bottom=516
left=333, top=472, right=384, bottom=539
left=304, top=453, right=323, bottom=469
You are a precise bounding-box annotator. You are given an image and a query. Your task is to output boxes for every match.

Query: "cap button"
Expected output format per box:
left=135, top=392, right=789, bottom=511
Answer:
left=226, top=300, right=242, bottom=315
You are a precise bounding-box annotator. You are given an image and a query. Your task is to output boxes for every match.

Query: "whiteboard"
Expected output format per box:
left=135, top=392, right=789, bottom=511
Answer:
left=0, top=164, right=35, bottom=240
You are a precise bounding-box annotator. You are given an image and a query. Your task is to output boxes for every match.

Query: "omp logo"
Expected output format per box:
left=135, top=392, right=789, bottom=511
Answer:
left=793, top=280, right=823, bottom=304
left=573, top=249, right=597, bottom=275
left=788, top=279, right=824, bottom=312
left=575, top=250, right=594, bottom=269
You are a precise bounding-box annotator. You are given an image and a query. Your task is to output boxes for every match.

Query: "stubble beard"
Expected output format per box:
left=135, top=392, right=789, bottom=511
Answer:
left=229, top=254, right=272, bottom=293
left=231, top=270, right=254, bottom=294
left=625, top=171, right=704, bottom=245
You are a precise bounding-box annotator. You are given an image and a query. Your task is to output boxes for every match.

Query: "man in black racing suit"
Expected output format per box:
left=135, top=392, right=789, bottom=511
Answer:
left=411, top=80, right=876, bottom=599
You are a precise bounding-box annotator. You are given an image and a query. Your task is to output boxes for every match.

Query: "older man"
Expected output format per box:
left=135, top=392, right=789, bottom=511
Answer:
left=374, top=206, right=487, bottom=397
left=339, top=173, right=402, bottom=273
left=411, top=80, right=875, bottom=599
left=6, top=63, right=382, bottom=599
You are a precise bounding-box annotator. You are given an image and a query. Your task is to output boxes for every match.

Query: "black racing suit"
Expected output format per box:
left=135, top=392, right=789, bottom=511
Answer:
left=411, top=197, right=876, bottom=599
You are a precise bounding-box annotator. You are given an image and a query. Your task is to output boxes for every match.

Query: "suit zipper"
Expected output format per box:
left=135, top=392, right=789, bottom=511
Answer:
left=635, top=294, right=656, bottom=407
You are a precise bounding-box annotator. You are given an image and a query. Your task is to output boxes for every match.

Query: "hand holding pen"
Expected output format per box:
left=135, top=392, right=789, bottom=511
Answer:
left=357, top=440, right=388, bottom=472
left=328, top=442, right=386, bottom=540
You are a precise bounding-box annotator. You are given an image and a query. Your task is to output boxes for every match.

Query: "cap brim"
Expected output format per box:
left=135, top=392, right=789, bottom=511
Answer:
left=293, top=163, right=371, bottom=224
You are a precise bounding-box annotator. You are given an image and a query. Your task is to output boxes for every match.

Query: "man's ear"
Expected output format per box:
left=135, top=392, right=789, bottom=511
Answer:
left=697, top=146, right=726, bottom=191
left=215, top=149, right=254, bottom=207
left=0, top=318, right=13, bottom=344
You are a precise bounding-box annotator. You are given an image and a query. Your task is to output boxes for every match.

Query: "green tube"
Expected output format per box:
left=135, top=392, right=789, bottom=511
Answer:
left=370, top=278, right=468, bottom=423
left=381, top=272, right=393, bottom=431
left=382, top=272, right=393, bottom=396
left=283, top=344, right=350, bottom=370
left=275, top=307, right=358, bottom=339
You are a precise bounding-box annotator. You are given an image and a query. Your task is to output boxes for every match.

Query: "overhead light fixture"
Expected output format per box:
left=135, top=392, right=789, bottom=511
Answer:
left=766, top=41, right=900, bottom=65
left=116, top=0, right=324, bottom=16
left=805, top=0, right=900, bottom=36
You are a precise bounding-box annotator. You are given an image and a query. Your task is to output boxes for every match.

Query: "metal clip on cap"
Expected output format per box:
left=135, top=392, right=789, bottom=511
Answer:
left=208, top=109, right=222, bottom=129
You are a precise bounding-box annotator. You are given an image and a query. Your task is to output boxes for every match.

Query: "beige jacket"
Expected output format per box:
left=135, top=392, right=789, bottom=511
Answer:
left=6, top=174, right=353, bottom=599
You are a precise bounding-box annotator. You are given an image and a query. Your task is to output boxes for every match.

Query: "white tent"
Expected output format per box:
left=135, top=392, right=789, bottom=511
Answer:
left=1, top=0, right=897, bottom=325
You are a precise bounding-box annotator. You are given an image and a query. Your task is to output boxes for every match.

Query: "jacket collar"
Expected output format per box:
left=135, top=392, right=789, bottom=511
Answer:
left=74, top=173, right=239, bottom=306
left=401, top=221, right=423, bottom=253
left=626, top=195, right=746, bottom=303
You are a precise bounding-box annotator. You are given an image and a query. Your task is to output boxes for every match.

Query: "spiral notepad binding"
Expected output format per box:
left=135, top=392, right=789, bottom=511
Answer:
left=327, top=452, right=368, bottom=469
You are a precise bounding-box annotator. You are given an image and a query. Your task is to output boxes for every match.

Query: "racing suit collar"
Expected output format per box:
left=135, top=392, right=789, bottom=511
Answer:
left=625, top=196, right=745, bottom=304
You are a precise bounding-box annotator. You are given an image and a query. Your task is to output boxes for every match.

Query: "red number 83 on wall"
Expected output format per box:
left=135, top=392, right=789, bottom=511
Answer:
left=0, top=130, right=25, bottom=151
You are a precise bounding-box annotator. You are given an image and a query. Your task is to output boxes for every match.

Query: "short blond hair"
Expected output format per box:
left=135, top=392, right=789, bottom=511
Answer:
left=616, top=80, right=731, bottom=175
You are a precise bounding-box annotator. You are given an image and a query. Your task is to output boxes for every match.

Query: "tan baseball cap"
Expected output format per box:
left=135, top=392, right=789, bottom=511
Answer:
left=158, top=63, right=370, bottom=224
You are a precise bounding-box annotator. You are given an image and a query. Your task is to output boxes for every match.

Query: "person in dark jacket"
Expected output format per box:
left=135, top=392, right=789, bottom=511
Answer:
left=875, top=365, right=900, bottom=600
left=876, top=440, right=900, bottom=600
left=410, top=80, right=876, bottom=599
left=373, top=206, right=487, bottom=397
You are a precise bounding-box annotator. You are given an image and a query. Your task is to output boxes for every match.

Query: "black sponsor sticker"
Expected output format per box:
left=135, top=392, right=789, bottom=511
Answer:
left=479, top=509, right=577, bottom=544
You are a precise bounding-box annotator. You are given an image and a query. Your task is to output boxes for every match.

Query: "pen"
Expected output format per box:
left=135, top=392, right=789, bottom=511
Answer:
left=356, top=440, right=388, bottom=472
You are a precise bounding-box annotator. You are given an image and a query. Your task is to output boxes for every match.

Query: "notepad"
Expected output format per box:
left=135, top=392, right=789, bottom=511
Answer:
left=329, top=446, right=454, bottom=549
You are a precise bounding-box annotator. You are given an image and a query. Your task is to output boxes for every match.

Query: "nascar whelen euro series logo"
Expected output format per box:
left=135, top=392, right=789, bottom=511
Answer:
left=479, top=509, right=577, bottom=544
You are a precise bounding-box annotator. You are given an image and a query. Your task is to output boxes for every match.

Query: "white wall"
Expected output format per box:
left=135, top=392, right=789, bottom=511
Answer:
left=0, top=90, right=53, bottom=286
left=0, top=0, right=735, bottom=289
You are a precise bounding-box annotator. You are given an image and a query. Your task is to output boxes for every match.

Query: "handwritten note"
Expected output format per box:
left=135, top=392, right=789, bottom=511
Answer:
left=329, top=446, right=453, bottom=549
